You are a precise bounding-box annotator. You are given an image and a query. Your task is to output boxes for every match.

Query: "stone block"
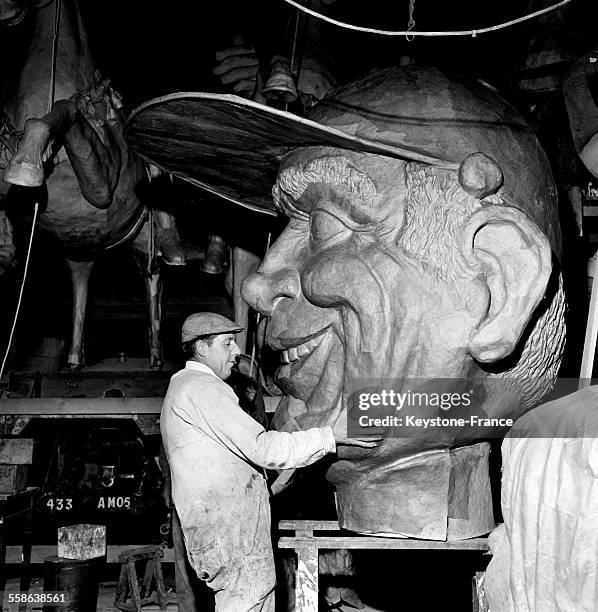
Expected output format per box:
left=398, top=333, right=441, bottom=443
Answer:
left=57, top=524, right=106, bottom=560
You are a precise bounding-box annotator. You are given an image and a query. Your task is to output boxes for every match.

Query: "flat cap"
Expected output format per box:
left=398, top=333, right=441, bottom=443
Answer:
left=181, top=312, right=243, bottom=342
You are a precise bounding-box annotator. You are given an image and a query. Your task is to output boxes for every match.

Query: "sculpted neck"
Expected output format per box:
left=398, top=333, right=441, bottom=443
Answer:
left=8, top=0, right=95, bottom=128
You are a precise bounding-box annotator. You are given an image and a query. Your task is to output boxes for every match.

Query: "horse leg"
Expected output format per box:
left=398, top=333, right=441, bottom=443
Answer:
left=4, top=99, right=120, bottom=208
left=131, top=224, right=163, bottom=369
left=226, top=247, right=260, bottom=353
left=65, top=258, right=94, bottom=370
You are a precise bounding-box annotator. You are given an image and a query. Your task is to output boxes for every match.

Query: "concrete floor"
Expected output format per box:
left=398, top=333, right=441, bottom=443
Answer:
left=3, top=577, right=178, bottom=612
left=2, top=576, right=387, bottom=612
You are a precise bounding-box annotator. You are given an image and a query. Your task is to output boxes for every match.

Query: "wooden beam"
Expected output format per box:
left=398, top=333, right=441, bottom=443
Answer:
left=278, top=520, right=340, bottom=531
left=296, top=547, right=318, bottom=611
left=0, top=397, right=279, bottom=416
left=5, top=545, right=175, bottom=564
left=278, top=536, right=489, bottom=551
left=0, top=398, right=163, bottom=415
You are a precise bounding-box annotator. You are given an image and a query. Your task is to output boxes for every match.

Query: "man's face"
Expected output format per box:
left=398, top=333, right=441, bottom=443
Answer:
left=242, top=147, right=488, bottom=438
left=200, top=333, right=241, bottom=380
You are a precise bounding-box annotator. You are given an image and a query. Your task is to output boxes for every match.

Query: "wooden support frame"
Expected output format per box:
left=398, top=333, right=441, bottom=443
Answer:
left=277, top=520, right=490, bottom=612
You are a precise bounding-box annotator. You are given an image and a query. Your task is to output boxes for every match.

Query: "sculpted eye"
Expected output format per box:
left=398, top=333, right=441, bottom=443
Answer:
left=310, top=210, right=351, bottom=248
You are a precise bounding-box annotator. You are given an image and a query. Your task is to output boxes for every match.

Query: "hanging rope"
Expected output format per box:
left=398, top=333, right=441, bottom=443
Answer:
left=0, top=0, right=61, bottom=382
left=406, top=0, right=416, bottom=42
left=279, top=0, right=573, bottom=37
left=48, top=0, right=62, bottom=114
left=0, top=203, right=39, bottom=381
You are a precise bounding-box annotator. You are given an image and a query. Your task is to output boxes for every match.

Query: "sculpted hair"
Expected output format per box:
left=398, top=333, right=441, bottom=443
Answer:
left=400, top=162, right=566, bottom=408
left=274, top=155, right=377, bottom=209
left=399, top=164, right=483, bottom=281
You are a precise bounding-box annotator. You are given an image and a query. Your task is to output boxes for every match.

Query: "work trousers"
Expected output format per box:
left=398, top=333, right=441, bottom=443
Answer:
left=172, top=509, right=202, bottom=610
left=185, top=482, right=276, bottom=612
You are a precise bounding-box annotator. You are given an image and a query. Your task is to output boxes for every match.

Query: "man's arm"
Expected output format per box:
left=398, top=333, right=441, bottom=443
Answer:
left=184, top=380, right=336, bottom=469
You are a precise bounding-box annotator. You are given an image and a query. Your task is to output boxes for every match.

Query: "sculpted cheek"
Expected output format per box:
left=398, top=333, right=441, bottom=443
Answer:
left=301, top=250, right=367, bottom=308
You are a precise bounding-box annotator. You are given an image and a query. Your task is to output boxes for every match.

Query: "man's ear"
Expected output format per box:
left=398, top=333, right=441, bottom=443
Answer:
left=462, top=205, right=552, bottom=363
left=193, top=339, right=206, bottom=358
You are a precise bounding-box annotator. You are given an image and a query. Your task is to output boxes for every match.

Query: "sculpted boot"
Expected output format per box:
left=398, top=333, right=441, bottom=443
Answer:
left=154, top=210, right=186, bottom=266
left=201, top=234, right=229, bottom=275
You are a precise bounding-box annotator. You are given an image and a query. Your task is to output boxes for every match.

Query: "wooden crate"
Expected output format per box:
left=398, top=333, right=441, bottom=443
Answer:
left=0, top=464, right=28, bottom=494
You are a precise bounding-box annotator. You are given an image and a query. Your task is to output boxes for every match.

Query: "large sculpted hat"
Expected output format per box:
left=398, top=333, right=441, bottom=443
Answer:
left=124, top=65, right=559, bottom=252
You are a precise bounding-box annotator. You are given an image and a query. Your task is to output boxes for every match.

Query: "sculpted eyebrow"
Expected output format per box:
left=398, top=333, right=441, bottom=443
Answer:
left=273, top=184, right=310, bottom=221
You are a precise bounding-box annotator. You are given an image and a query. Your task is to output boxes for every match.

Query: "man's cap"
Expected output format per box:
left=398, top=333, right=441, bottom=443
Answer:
left=124, top=65, right=559, bottom=252
left=181, top=312, right=243, bottom=343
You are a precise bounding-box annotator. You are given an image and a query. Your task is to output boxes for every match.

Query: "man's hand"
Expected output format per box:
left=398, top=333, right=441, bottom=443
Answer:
left=212, top=38, right=264, bottom=102
left=334, top=436, right=382, bottom=448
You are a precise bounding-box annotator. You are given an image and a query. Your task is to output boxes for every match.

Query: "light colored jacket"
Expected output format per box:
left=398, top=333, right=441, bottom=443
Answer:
left=160, top=361, right=336, bottom=549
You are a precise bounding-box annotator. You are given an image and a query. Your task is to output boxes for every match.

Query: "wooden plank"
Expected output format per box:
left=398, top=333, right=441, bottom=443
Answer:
left=278, top=520, right=340, bottom=531
left=0, top=397, right=279, bottom=417
left=278, top=536, right=489, bottom=551
left=8, top=371, right=173, bottom=399
left=5, top=545, right=175, bottom=564
left=0, top=397, right=163, bottom=415
left=296, top=546, right=318, bottom=612
left=0, top=439, right=34, bottom=464
left=118, top=545, right=162, bottom=563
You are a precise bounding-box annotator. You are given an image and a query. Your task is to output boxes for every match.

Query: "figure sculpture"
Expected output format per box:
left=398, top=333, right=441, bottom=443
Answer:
left=125, top=65, right=566, bottom=539
left=0, top=0, right=188, bottom=368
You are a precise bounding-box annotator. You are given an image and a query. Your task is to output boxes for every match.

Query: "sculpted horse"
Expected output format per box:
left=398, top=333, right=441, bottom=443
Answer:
left=0, top=0, right=188, bottom=369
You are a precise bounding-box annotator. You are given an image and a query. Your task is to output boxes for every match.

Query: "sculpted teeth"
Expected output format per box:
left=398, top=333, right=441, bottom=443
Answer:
left=280, top=337, right=322, bottom=364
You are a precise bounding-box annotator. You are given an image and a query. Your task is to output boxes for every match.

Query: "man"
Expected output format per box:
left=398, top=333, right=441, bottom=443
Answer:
left=161, top=311, right=375, bottom=611
left=129, top=65, right=565, bottom=542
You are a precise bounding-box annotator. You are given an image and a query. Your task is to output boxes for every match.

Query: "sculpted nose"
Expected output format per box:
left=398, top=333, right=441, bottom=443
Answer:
left=242, top=268, right=301, bottom=316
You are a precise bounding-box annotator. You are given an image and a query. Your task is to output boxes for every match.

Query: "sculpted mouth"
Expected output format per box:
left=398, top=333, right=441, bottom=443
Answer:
left=271, top=328, right=332, bottom=390
left=280, top=336, right=324, bottom=364
left=268, top=324, right=342, bottom=414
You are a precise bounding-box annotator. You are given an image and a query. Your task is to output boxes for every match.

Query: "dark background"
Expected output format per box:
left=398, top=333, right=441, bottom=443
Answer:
left=79, top=0, right=597, bottom=107
left=2, top=0, right=598, bottom=368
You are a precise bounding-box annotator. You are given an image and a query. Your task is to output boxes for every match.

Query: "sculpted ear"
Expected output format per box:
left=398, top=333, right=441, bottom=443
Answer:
left=462, top=205, right=552, bottom=363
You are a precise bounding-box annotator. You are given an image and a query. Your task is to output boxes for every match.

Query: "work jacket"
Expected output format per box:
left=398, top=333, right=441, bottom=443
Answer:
left=160, top=361, right=336, bottom=572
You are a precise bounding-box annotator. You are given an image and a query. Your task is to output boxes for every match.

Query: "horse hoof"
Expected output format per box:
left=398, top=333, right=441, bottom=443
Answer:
left=66, top=362, right=81, bottom=371
left=3, top=161, right=44, bottom=187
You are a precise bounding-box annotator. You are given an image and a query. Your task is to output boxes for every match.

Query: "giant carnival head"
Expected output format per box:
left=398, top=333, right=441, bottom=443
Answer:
left=126, top=65, right=565, bottom=540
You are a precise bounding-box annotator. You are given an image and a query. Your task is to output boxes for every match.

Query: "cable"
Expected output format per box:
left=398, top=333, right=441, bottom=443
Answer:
left=0, top=203, right=40, bottom=382
left=48, top=0, right=61, bottom=113
left=248, top=232, right=272, bottom=380
left=0, top=0, right=61, bottom=383
left=279, top=0, right=573, bottom=37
